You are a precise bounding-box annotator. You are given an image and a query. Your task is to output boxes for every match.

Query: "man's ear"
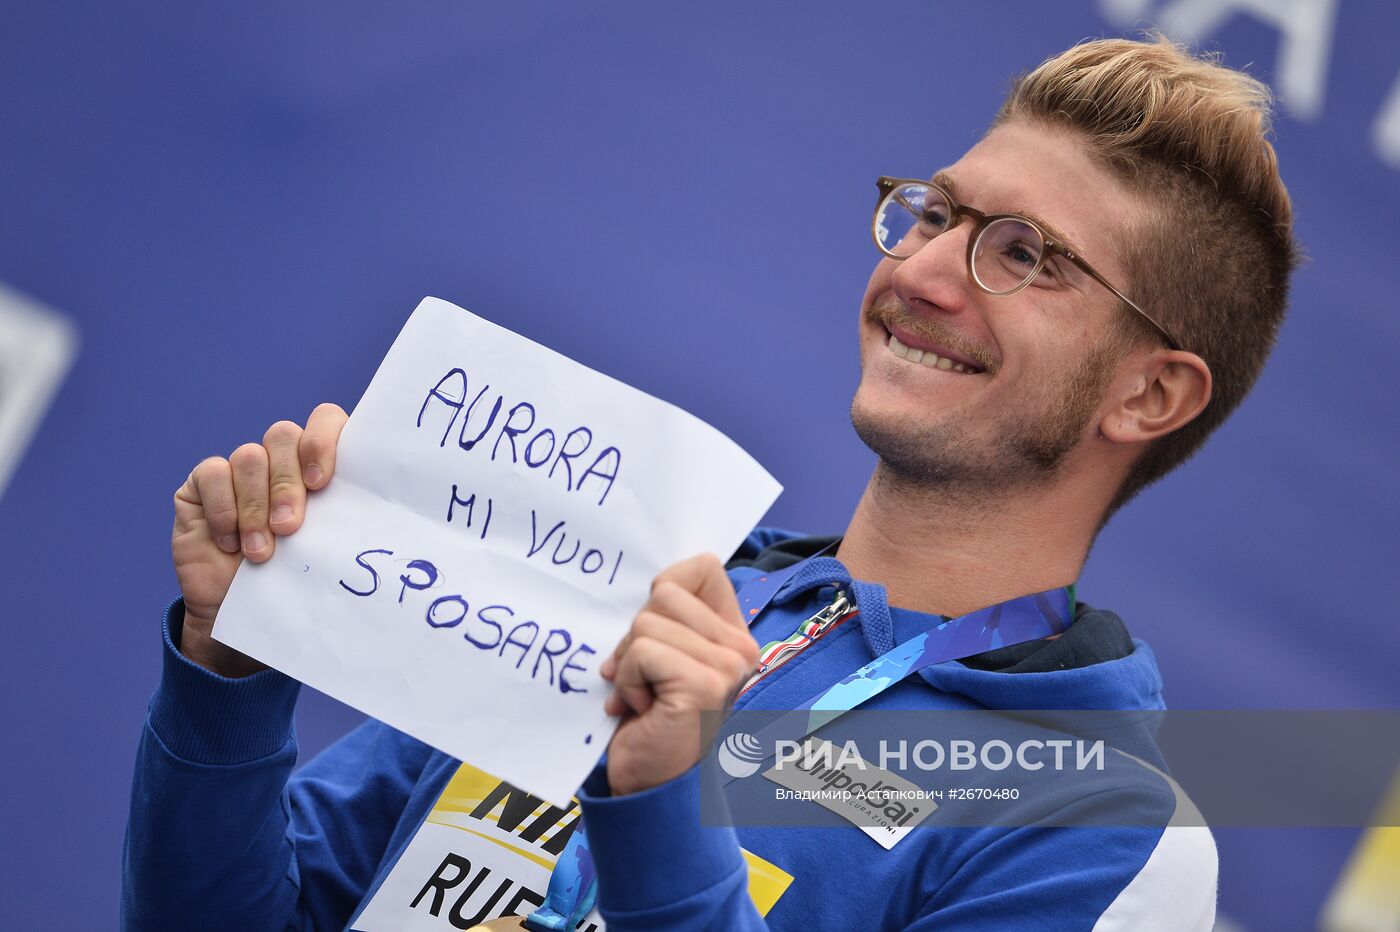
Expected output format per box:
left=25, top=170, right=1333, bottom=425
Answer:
left=1100, top=350, right=1212, bottom=443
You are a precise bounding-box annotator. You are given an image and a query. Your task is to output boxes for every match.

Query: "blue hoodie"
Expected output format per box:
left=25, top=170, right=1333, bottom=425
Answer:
left=123, top=530, right=1216, bottom=930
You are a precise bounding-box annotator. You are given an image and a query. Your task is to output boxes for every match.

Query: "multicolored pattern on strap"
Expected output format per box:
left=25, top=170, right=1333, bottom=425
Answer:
left=739, top=592, right=859, bottom=696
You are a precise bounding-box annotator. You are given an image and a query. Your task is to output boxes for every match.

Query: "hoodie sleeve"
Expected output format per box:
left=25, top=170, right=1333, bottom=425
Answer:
left=577, top=763, right=767, bottom=931
left=121, top=600, right=434, bottom=932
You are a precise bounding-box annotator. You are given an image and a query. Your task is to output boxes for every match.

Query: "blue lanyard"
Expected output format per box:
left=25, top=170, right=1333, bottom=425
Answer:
left=524, top=553, right=1075, bottom=930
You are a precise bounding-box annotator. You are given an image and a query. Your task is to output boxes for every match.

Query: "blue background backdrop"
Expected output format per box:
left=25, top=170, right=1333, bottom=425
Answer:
left=1, top=1, right=1396, bottom=928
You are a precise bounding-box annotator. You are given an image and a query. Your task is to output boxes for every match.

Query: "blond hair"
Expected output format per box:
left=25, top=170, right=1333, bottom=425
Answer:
left=997, top=35, right=1299, bottom=514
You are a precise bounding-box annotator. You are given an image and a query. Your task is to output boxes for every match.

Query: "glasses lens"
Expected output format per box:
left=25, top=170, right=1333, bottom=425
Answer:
left=875, top=183, right=952, bottom=257
left=972, top=217, right=1045, bottom=293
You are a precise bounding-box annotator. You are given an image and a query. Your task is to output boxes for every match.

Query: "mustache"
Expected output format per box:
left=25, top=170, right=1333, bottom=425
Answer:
left=864, top=297, right=999, bottom=373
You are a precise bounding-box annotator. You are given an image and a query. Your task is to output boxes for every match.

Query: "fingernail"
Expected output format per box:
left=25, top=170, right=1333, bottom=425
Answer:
left=271, top=505, right=294, bottom=527
left=245, top=531, right=268, bottom=554
left=600, top=657, right=615, bottom=678
left=303, top=464, right=323, bottom=487
left=217, top=535, right=239, bottom=552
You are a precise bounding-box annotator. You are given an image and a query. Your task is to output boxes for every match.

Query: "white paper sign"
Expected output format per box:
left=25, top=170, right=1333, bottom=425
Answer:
left=214, top=297, right=782, bottom=805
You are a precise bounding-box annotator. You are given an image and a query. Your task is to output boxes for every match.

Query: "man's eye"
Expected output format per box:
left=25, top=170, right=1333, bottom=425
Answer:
left=919, top=207, right=950, bottom=230
left=1001, top=240, right=1039, bottom=267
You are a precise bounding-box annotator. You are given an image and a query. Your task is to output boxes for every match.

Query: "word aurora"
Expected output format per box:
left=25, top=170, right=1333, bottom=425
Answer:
left=774, top=737, right=1107, bottom=773
left=417, top=367, right=622, bottom=507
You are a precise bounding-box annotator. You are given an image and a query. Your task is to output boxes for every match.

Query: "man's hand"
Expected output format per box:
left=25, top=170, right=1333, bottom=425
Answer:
left=600, top=555, right=760, bottom=796
left=171, top=403, right=348, bottom=678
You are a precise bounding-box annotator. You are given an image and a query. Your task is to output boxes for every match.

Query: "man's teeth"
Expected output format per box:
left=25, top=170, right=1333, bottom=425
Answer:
left=887, top=333, right=976, bottom=373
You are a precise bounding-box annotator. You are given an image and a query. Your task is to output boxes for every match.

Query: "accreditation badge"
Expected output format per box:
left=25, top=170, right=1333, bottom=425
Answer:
left=352, top=760, right=794, bottom=931
left=764, top=737, right=938, bottom=850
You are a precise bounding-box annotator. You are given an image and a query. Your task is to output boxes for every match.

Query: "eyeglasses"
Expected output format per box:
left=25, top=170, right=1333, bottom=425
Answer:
left=872, top=176, right=1182, bottom=351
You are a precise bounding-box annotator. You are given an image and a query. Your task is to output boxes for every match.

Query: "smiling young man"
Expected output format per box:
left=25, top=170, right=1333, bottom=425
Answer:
left=125, top=36, right=1295, bottom=932
left=841, top=107, right=1220, bottom=614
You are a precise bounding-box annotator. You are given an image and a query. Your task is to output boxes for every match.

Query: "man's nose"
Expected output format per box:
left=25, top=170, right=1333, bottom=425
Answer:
left=890, top=221, right=975, bottom=312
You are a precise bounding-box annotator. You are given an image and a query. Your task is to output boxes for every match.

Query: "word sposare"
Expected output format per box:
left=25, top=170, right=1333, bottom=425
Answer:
left=338, top=546, right=597, bottom=695
left=418, top=367, right=623, bottom=507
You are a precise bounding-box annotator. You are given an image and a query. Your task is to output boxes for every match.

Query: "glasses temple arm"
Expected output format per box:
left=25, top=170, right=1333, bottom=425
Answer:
left=890, top=190, right=921, bottom=215
left=1068, top=254, right=1183, bottom=351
